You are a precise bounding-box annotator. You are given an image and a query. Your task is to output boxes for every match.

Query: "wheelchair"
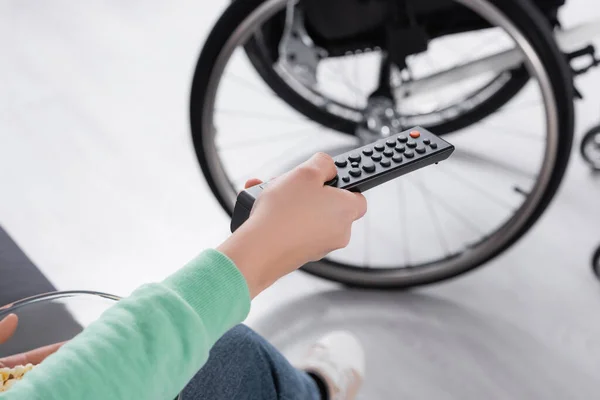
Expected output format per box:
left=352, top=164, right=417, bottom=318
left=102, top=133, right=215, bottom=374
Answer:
left=189, top=0, right=600, bottom=288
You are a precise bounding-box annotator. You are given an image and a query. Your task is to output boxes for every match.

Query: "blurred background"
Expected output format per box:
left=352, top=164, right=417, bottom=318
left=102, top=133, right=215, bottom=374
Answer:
left=1, top=0, right=600, bottom=398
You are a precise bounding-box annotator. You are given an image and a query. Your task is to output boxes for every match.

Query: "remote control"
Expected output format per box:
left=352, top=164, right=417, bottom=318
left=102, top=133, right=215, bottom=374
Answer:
left=231, top=126, right=454, bottom=232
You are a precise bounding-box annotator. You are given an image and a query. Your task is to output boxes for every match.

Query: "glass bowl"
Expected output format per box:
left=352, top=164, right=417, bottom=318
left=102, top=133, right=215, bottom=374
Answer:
left=0, top=291, right=182, bottom=399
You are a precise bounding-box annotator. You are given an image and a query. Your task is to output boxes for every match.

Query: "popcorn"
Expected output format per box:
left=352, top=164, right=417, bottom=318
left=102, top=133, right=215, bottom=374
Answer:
left=0, top=368, right=11, bottom=382
left=0, top=364, right=35, bottom=393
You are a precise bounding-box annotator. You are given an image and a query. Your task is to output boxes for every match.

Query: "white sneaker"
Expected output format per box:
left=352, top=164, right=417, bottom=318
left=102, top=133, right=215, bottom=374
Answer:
left=297, top=331, right=365, bottom=400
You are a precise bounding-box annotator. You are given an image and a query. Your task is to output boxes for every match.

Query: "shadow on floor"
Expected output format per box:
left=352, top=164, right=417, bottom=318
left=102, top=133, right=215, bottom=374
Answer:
left=253, top=289, right=597, bottom=399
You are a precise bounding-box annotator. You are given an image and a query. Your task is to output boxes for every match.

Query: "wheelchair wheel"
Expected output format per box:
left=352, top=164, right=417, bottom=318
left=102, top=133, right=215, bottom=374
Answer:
left=580, top=125, right=600, bottom=171
left=593, top=246, right=600, bottom=280
left=190, top=0, right=574, bottom=288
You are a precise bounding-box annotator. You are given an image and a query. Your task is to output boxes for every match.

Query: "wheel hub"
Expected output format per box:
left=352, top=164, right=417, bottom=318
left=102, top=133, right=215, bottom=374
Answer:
left=356, top=95, right=406, bottom=144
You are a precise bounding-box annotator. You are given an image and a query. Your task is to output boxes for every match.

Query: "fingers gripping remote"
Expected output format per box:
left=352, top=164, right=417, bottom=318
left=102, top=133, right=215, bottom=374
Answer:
left=231, top=126, right=454, bottom=233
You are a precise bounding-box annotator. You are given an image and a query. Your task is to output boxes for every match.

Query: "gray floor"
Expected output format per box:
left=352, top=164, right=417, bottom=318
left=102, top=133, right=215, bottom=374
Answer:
left=1, top=1, right=600, bottom=399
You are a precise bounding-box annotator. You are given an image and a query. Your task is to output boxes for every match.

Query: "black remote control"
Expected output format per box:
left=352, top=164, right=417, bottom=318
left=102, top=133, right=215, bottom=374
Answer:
left=231, top=126, right=454, bottom=232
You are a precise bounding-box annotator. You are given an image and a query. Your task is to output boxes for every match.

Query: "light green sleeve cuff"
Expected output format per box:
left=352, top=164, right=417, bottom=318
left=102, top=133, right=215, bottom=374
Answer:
left=163, top=248, right=251, bottom=335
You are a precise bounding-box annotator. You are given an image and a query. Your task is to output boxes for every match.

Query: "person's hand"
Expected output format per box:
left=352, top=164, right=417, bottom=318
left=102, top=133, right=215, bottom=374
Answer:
left=218, top=152, right=367, bottom=297
left=0, top=314, right=65, bottom=368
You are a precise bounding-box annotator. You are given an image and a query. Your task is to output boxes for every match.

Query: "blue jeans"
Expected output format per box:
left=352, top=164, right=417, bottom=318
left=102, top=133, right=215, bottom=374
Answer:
left=182, top=325, right=323, bottom=400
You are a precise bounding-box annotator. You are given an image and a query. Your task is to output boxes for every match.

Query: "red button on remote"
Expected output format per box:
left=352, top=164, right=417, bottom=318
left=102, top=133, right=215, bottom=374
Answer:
left=410, top=130, right=420, bottom=139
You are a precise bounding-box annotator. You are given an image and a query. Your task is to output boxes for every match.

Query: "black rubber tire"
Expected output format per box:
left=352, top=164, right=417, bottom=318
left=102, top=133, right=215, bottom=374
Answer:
left=244, top=20, right=531, bottom=136
left=190, top=0, right=574, bottom=288
left=592, top=245, right=600, bottom=280
left=580, top=125, right=600, bottom=171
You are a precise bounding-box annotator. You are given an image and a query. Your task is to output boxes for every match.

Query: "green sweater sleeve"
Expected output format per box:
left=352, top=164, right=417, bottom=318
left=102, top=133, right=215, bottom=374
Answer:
left=0, top=249, right=251, bottom=400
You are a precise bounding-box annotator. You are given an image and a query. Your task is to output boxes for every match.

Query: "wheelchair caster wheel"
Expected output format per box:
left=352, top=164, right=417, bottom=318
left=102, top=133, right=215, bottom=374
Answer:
left=593, top=246, right=600, bottom=280
left=580, top=125, right=600, bottom=171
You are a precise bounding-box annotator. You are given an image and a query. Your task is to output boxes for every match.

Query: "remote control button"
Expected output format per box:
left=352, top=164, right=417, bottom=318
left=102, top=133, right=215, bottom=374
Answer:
left=362, top=162, right=376, bottom=173
left=410, top=130, right=421, bottom=139
left=351, top=162, right=359, bottom=168
left=380, top=159, right=391, bottom=167
left=423, top=139, right=431, bottom=145
left=397, top=135, right=408, bottom=143
left=383, top=149, right=394, bottom=157
left=395, top=145, right=406, bottom=153
left=429, top=142, right=438, bottom=149
left=386, top=139, right=396, bottom=147
left=407, top=140, right=417, bottom=148
left=348, top=153, right=361, bottom=162
left=325, top=175, right=338, bottom=186
left=392, top=154, right=403, bottom=163
left=349, top=168, right=362, bottom=177
left=362, top=148, right=373, bottom=156
left=415, top=145, right=426, bottom=154
left=371, top=154, right=382, bottom=162
left=342, top=175, right=350, bottom=183
left=405, top=150, right=415, bottom=158
left=374, top=143, right=385, bottom=152
left=334, top=158, right=348, bottom=168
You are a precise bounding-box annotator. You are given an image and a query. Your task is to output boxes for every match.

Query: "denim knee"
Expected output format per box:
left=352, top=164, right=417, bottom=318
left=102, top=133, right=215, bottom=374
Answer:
left=216, top=324, right=262, bottom=351
left=182, top=324, right=277, bottom=399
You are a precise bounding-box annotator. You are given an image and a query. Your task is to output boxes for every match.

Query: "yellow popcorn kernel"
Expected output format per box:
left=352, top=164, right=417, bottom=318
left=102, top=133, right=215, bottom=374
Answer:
left=13, top=365, right=25, bottom=378
left=0, top=367, right=11, bottom=382
left=0, top=364, right=37, bottom=392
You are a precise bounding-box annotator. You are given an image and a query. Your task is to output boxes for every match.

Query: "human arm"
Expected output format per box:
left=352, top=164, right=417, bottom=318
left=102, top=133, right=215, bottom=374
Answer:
left=0, top=153, right=366, bottom=400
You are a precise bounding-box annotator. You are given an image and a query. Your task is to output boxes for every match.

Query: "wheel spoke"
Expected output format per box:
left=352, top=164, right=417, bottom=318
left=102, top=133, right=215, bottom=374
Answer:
left=354, top=54, right=361, bottom=108
left=397, top=179, right=410, bottom=265
left=482, top=123, right=545, bottom=141
left=217, top=108, right=310, bottom=124
left=411, top=179, right=485, bottom=235
left=451, top=148, right=537, bottom=180
left=435, top=165, right=515, bottom=210
left=217, top=127, right=317, bottom=150
left=231, top=129, right=322, bottom=184
left=224, top=73, right=270, bottom=95
left=363, top=204, right=370, bottom=267
left=410, top=176, right=450, bottom=257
